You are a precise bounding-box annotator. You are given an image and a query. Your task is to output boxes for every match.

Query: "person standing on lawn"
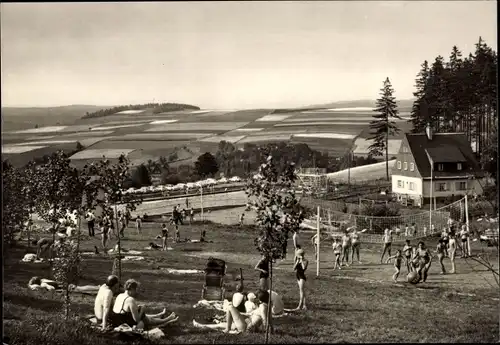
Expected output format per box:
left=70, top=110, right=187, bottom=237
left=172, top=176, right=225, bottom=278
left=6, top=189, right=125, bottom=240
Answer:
left=118, top=212, right=126, bottom=238
left=340, top=229, right=351, bottom=267
left=161, top=224, right=169, bottom=251
left=189, top=207, right=195, bottom=224
left=255, top=255, right=270, bottom=291
left=448, top=231, right=457, bottom=274
left=86, top=210, right=96, bottom=237
left=436, top=239, right=447, bottom=274
left=171, top=205, right=183, bottom=242
left=125, top=208, right=131, bottom=228
left=350, top=228, right=362, bottom=264
left=135, top=216, right=142, bottom=235
left=459, top=224, right=469, bottom=258
left=380, top=228, right=393, bottom=264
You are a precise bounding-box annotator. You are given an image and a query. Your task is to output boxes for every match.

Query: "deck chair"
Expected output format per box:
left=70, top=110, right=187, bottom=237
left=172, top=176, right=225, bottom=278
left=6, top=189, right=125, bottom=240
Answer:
left=202, top=257, right=226, bottom=301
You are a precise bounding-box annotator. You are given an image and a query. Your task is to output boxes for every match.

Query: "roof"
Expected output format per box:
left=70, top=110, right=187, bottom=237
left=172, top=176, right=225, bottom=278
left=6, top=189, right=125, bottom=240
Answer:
left=425, top=146, right=467, bottom=163
left=405, top=133, right=480, bottom=179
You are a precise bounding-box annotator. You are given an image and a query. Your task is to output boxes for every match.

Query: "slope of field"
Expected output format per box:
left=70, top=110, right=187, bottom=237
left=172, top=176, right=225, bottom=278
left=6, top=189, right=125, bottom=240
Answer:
left=3, top=101, right=416, bottom=166
left=326, top=159, right=397, bottom=182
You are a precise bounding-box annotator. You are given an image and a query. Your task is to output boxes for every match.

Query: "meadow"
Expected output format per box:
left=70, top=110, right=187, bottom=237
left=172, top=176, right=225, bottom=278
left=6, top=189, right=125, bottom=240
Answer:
left=4, top=219, right=498, bottom=344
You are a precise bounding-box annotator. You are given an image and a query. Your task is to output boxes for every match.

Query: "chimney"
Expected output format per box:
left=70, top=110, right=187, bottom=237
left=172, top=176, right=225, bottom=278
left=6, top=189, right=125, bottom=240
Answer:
left=425, top=123, right=432, bottom=140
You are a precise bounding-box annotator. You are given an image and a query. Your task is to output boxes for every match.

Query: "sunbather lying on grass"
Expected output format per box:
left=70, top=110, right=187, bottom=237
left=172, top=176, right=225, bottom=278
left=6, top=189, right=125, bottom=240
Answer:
left=28, top=276, right=102, bottom=294
left=193, top=290, right=269, bottom=334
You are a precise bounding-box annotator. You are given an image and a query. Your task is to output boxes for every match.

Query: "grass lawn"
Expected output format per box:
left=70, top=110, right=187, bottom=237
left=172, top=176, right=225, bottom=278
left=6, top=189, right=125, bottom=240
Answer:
left=4, top=219, right=498, bottom=344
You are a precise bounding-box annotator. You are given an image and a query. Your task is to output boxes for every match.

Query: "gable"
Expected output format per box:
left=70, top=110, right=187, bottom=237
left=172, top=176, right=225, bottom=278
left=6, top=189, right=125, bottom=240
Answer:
left=391, top=135, right=422, bottom=178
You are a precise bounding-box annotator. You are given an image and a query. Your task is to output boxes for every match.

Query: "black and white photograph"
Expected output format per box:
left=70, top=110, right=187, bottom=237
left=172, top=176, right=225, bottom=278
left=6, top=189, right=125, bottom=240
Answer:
left=1, top=1, right=498, bottom=343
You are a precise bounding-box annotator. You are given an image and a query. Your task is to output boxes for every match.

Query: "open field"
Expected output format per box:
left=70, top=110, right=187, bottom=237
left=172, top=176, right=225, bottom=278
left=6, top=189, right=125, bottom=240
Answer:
left=4, top=219, right=498, bottom=344
left=2, top=102, right=415, bottom=168
left=326, top=160, right=397, bottom=183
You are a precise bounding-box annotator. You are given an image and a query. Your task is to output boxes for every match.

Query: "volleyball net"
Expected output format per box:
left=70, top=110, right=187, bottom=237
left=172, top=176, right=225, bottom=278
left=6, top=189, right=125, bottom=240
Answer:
left=313, top=196, right=468, bottom=243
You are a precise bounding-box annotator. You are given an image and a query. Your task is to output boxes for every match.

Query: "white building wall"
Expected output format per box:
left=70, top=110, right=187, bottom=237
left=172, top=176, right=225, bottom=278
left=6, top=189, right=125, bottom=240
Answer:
left=391, top=175, right=423, bottom=196
left=422, top=178, right=485, bottom=198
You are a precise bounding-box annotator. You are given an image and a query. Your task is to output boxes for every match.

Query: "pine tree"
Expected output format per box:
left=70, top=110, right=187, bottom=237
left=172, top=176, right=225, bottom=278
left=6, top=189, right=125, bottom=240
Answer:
left=426, top=56, right=447, bottom=132
left=368, top=77, right=402, bottom=181
left=409, top=60, right=430, bottom=133
left=445, top=46, right=463, bottom=132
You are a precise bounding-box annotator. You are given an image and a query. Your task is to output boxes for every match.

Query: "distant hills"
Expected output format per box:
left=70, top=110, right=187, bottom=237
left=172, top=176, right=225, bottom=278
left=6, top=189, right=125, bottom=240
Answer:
left=1, top=99, right=416, bottom=132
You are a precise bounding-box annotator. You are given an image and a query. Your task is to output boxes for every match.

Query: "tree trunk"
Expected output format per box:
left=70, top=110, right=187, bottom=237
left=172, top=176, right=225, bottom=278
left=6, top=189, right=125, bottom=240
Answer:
left=114, top=204, right=122, bottom=284
left=65, top=287, right=70, bottom=320
left=27, top=214, right=32, bottom=250
left=265, top=260, right=273, bottom=344
left=385, top=133, right=389, bottom=181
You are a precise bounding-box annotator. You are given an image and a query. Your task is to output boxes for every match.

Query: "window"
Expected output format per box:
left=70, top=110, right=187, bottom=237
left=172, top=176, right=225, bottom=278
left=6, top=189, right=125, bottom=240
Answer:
left=404, top=162, right=408, bottom=170
left=436, top=182, right=447, bottom=192
left=410, top=163, right=415, bottom=171
left=457, top=163, right=462, bottom=171
left=409, top=182, right=415, bottom=191
left=437, top=164, right=444, bottom=171
left=397, top=180, right=403, bottom=188
left=456, top=181, right=467, bottom=191
left=397, top=161, right=401, bottom=169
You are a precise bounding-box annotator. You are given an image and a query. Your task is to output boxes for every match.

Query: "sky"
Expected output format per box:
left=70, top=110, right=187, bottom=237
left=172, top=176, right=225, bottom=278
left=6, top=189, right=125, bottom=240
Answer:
left=1, top=1, right=497, bottom=109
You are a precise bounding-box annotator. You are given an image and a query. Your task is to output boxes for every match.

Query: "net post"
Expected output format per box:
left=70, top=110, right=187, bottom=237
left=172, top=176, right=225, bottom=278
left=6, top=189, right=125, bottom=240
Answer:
left=464, top=195, right=471, bottom=256
left=316, top=205, right=320, bottom=277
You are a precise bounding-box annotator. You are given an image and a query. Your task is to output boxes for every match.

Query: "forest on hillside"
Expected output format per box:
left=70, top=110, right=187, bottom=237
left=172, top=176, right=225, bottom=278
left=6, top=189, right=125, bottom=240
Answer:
left=81, top=102, right=200, bottom=119
left=408, top=37, right=497, bottom=179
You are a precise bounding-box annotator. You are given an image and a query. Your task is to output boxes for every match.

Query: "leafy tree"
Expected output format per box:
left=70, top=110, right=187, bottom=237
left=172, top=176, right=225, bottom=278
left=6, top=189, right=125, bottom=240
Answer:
left=131, top=164, right=152, bottom=188
left=21, top=161, right=42, bottom=250
left=35, top=151, right=85, bottom=267
left=195, top=152, right=219, bottom=178
left=368, top=77, right=402, bottom=181
left=52, top=238, right=82, bottom=319
left=88, top=155, right=143, bottom=283
left=2, top=161, right=30, bottom=250
left=246, top=155, right=305, bottom=343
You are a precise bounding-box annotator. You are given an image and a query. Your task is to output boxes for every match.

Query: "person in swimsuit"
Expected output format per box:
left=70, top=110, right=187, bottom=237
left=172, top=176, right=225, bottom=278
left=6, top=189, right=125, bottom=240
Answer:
left=293, top=249, right=308, bottom=310
left=441, top=228, right=450, bottom=257
left=402, top=240, right=414, bottom=273
left=97, top=221, right=109, bottom=252
left=232, top=284, right=247, bottom=314
left=193, top=289, right=269, bottom=333
left=332, top=238, right=342, bottom=270
left=161, top=224, right=169, bottom=251
left=254, top=255, right=270, bottom=291
left=311, top=234, right=319, bottom=257
left=448, top=231, right=457, bottom=274
left=111, top=279, right=178, bottom=330
left=380, top=229, right=393, bottom=264
left=412, top=242, right=433, bottom=283
left=386, top=249, right=405, bottom=283
left=292, top=230, right=300, bottom=251
left=350, top=228, right=362, bottom=264
left=459, top=225, right=469, bottom=258
left=436, top=239, right=447, bottom=274
left=340, top=230, right=351, bottom=267
left=135, top=216, right=142, bottom=235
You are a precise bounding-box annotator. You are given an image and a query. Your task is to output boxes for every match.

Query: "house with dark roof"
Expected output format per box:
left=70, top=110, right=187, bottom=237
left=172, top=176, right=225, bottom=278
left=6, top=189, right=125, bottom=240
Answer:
left=391, top=125, right=484, bottom=207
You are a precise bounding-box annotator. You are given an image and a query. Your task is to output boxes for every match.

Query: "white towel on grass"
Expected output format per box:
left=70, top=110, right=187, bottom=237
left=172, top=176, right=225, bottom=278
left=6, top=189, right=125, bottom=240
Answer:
left=122, top=256, right=145, bottom=261
left=164, top=268, right=203, bottom=275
